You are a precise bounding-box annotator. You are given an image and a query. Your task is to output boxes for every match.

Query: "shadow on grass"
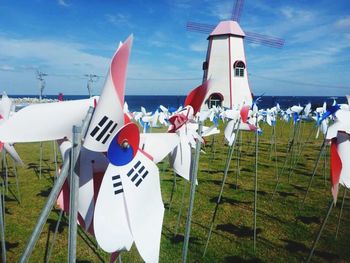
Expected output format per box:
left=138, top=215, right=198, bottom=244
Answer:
left=27, top=162, right=54, bottom=178
left=216, top=223, right=262, bottom=238
left=47, top=218, right=67, bottom=233
left=37, top=187, right=52, bottom=197
left=209, top=196, right=251, bottom=205
left=281, top=239, right=339, bottom=260
left=277, top=191, right=297, bottom=198
left=170, top=234, right=201, bottom=245
left=0, top=241, right=19, bottom=254
left=296, top=215, right=320, bottom=225
left=291, top=184, right=306, bottom=192
left=224, top=255, right=263, bottom=263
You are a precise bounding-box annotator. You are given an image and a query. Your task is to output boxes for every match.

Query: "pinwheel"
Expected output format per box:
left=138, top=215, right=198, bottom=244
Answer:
left=307, top=107, right=350, bottom=262
left=302, top=104, right=341, bottom=204
left=78, top=35, right=179, bottom=262
left=168, top=80, right=210, bottom=181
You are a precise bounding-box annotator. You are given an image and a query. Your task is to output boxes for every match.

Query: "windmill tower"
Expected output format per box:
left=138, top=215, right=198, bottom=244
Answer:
left=187, top=0, right=284, bottom=109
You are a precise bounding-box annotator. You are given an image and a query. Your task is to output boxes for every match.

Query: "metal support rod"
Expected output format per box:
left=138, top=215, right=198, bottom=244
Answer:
left=174, top=181, right=187, bottom=237
left=0, top=183, right=6, bottom=263
left=335, top=188, right=346, bottom=239
left=288, top=125, right=317, bottom=180
left=68, top=126, right=81, bottom=263
left=45, top=210, right=64, bottom=263
left=253, top=122, right=259, bottom=252
left=306, top=200, right=334, bottom=263
left=39, top=142, right=43, bottom=179
left=168, top=171, right=177, bottom=212
left=182, top=122, right=203, bottom=263
left=302, top=139, right=327, bottom=205
left=203, top=121, right=241, bottom=257
left=3, top=152, right=8, bottom=194
left=53, top=141, right=58, bottom=179
left=12, top=158, right=21, bottom=204
left=235, top=131, right=242, bottom=189
left=19, top=107, right=94, bottom=263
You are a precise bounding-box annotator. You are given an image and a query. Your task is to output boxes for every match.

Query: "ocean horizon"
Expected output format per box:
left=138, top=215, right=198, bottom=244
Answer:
left=8, top=94, right=348, bottom=112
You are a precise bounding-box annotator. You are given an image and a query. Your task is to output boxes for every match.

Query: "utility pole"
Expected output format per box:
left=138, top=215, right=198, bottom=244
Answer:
left=36, top=70, right=48, bottom=101
left=84, top=74, right=99, bottom=98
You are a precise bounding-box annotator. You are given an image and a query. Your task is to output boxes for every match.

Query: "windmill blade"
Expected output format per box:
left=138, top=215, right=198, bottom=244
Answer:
left=186, top=21, right=216, bottom=35
left=245, top=31, right=285, bottom=48
left=231, top=0, right=244, bottom=22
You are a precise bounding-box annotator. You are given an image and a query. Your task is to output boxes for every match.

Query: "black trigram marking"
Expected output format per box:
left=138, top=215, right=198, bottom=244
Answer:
left=90, top=116, right=118, bottom=144
left=126, top=161, right=148, bottom=187
left=112, top=175, right=123, bottom=195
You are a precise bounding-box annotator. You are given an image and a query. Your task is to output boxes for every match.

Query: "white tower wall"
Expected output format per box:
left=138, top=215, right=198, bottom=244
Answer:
left=201, top=21, right=253, bottom=110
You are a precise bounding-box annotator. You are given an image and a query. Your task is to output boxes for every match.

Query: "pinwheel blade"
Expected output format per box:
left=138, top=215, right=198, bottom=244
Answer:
left=139, top=133, right=180, bottom=164
left=78, top=147, right=109, bottom=230
left=93, top=164, right=134, bottom=252
left=0, top=98, right=95, bottom=143
left=170, top=128, right=192, bottom=180
left=84, top=35, right=133, bottom=152
left=184, top=79, right=210, bottom=115
left=4, top=143, right=24, bottom=166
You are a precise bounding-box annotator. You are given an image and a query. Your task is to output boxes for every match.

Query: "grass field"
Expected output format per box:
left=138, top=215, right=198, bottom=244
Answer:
left=1, top=120, right=350, bottom=262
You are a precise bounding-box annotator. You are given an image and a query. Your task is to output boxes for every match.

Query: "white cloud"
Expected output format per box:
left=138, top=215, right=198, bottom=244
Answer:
left=335, top=16, right=350, bottom=29
left=0, top=65, right=15, bottom=71
left=0, top=37, right=109, bottom=74
left=189, top=40, right=207, bottom=52
left=105, top=13, right=132, bottom=27
left=57, top=0, right=69, bottom=7
left=280, top=6, right=314, bottom=21
left=210, top=1, right=233, bottom=20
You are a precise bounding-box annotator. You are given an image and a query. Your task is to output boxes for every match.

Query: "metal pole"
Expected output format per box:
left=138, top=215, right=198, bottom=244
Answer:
left=182, top=122, right=203, bottom=263
left=19, top=107, right=94, bottom=263
left=53, top=141, right=58, bottom=179
left=253, top=121, right=258, bottom=252
left=68, top=126, right=81, bottom=263
left=203, top=121, right=241, bottom=257
left=0, top=182, right=6, bottom=263
left=168, top=171, right=177, bottom=212
left=306, top=200, right=334, bottom=263
left=302, top=139, right=326, bottom=205
left=174, top=181, right=187, bottom=237
left=12, top=158, right=21, bottom=204
left=39, top=142, right=43, bottom=179
left=45, top=210, right=64, bottom=263
left=335, top=188, right=346, bottom=239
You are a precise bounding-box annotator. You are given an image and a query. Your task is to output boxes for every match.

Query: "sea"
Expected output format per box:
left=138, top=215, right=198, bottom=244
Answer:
left=9, top=94, right=348, bottom=112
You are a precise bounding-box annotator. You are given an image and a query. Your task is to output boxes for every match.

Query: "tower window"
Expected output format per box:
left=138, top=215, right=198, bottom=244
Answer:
left=233, top=60, right=245, bottom=77
left=207, top=93, right=223, bottom=108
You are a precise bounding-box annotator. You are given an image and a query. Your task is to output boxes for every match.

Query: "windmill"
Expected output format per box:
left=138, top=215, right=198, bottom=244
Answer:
left=187, top=0, right=284, bottom=109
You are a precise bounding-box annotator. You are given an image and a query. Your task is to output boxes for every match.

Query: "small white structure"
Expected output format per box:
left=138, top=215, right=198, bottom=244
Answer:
left=202, top=21, right=252, bottom=110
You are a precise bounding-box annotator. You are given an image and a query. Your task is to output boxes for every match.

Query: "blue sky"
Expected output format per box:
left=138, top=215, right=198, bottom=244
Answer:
left=0, top=0, right=349, bottom=96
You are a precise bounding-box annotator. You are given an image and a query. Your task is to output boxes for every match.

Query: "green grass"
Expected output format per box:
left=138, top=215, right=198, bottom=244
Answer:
left=2, top=120, right=350, bottom=262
